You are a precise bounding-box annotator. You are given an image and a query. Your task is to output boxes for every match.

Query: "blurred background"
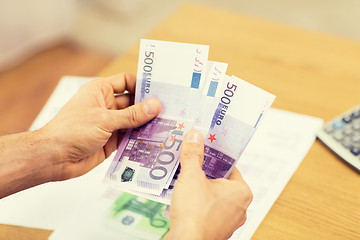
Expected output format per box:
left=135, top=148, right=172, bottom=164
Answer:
left=0, top=0, right=359, bottom=133
left=1, top=0, right=360, bottom=71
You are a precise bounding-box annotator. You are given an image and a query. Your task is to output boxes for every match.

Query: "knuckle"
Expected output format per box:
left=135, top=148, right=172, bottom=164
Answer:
left=245, top=188, right=253, bottom=205
left=238, top=213, right=247, bottom=227
left=233, top=183, right=253, bottom=206
left=241, top=184, right=253, bottom=206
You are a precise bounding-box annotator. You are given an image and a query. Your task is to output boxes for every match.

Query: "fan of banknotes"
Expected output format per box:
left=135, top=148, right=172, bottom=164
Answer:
left=104, top=39, right=275, bottom=204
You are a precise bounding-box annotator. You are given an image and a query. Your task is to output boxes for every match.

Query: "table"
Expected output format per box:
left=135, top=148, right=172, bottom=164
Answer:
left=1, top=3, right=360, bottom=240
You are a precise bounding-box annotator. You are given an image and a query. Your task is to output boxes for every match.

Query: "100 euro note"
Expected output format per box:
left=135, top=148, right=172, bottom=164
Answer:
left=123, top=75, right=276, bottom=205
left=49, top=186, right=169, bottom=240
left=104, top=39, right=209, bottom=195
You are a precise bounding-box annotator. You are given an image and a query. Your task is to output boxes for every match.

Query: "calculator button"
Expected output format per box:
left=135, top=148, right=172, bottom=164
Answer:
left=340, top=137, right=353, bottom=149
left=352, top=110, right=360, bottom=119
left=332, top=132, right=344, bottom=141
left=350, top=146, right=360, bottom=156
left=342, top=125, right=353, bottom=135
left=352, top=122, right=360, bottom=131
left=342, top=115, right=352, bottom=124
left=324, top=125, right=334, bottom=133
left=352, top=134, right=360, bottom=143
left=333, top=120, right=345, bottom=129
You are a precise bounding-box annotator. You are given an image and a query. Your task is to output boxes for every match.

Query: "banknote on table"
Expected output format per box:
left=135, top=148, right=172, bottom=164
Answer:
left=104, top=39, right=276, bottom=204
left=105, top=39, right=209, bottom=195
left=105, top=191, right=169, bottom=239
left=49, top=187, right=169, bottom=240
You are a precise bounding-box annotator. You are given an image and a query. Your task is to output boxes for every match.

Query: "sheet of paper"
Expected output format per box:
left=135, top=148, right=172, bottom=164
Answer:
left=229, top=108, right=323, bottom=240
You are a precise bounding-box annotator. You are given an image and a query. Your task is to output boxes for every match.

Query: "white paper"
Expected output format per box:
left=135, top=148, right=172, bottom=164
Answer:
left=229, top=108, right=323, bottom=240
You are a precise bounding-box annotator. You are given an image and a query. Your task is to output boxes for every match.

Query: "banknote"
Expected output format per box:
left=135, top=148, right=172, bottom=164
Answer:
left=194, top=61, right=228, bottom=133
left=105, top=191, right=169, bottom=240
left=135, top=39, right=209, bottom=105
left=203, top=75, right=275, bottom=178
left=105, top=117, right=191, bottom=195
left=105, top=40, right=210, bottom=195
left=49, top=187, right=169, bottom=240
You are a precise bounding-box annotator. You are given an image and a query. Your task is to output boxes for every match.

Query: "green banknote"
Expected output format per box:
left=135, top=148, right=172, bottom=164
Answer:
left=105, top=192, right=170, bottom=240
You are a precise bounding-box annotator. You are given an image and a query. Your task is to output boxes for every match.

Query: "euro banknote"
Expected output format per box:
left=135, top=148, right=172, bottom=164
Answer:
left=105, top=191, right=169, bottom=240
left=104, top=39, right=275, bottom=204
left=105, top=40, right=210, bottom=194
left=49, top=187, right=169, bottom=240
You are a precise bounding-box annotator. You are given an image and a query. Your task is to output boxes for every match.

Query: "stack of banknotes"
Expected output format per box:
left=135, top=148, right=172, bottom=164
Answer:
left=104, top=39, right=275, bottom=204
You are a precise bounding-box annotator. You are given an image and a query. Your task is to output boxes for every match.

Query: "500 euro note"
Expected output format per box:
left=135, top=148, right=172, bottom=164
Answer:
left=104, top=39, right=209, bottom=195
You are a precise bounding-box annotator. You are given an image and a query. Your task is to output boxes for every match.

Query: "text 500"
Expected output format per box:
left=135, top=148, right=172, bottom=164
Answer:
left=149, top=137, right=182, bottom=180
left=143, top=51, right=154, bottom=94
left=216, top=82, right=237, bottom=125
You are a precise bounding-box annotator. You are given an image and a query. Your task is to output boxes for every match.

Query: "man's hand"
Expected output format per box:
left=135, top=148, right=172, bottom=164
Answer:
left=166, top=130, right=253, bottom=240
left=40, top=73, right=161, bottom=181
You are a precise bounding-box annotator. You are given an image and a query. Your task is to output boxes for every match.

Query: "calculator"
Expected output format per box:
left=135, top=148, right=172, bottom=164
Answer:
left=317, top=105, right=360, bottom=172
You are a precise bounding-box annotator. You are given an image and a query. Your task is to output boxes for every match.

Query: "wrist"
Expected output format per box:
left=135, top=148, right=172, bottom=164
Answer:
left=0, top=130, right=62, bottom=198
left=167, top=220, right=205, bottom=240
left=34, top=127, right=64, bottom=182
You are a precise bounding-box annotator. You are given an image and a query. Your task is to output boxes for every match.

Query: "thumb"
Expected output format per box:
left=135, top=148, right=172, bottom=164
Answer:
left=107, top=98, right=161, bottom=131
left=179, top=130, right=205, bottom=174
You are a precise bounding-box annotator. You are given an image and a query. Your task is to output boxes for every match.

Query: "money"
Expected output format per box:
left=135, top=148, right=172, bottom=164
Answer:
left=195, top=61, right=228, bottom=132
left=104, top=39, right=275, bottom=204
left=105, top=40, right=209, bottom=194
left=105, top=118, right=190, bottom=195
left=135, top=39, right=209, bottom=105
left=49, top=187, right=169, bottom=240
left=105, top=191, right=169, bottom=240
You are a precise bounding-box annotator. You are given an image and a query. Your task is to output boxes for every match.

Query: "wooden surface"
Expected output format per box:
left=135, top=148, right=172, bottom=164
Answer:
left=99, top=4, right=360, bottom=240
left=1, top=3, right=360, bottom=240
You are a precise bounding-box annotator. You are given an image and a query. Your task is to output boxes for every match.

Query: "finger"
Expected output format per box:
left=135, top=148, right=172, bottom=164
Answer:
left=104, top=132, right=118, bottom=158
left=179, top=130, right=205, bottom=173
left=102, top=73, right=137, bottom=94
left=228, top=167, right=245, bottom=182
left=114, top=93, right=134, bottom=110
left=106, top=98, right=161, bottom=131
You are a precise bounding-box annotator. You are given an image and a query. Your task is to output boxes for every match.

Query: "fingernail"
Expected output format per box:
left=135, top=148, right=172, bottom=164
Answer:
left=143, top=99, right=160, bottom=116
left=185, top=130, right=202, bottom=143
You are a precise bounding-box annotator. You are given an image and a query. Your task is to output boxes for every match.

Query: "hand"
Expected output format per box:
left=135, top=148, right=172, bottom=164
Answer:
left=165, top=130, right=253, bottom=240
left=40, top=73, right=161, bottom=181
